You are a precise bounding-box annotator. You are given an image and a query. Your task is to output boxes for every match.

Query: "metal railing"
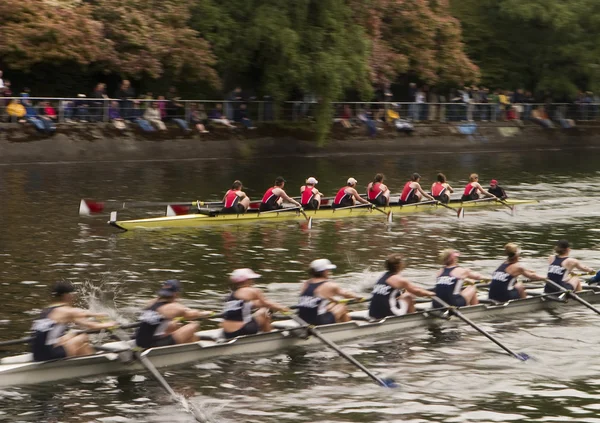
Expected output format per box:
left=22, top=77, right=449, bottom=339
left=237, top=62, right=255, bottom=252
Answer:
left=2, top=97, right=599, bottom=126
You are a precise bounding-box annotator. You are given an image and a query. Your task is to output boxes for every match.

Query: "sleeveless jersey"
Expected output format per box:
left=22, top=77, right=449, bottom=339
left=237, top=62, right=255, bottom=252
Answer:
left=261, top=187, right=280, bottom=207
left=368, top=183, right=383, bottom=201
left=432, top=182, right=447, bottom=198
left=434, top=266, right=462, bottom=302
left=223, top=190, right=241, bottom=208
left=31, top=305, right=67, bottom=361
left=399, top=181, right=417, bottom=203
left=301, top=186, right=316, bottom=206
left=547, top=256, right=568, bottom=284
left=135, top=301, right=170, bottom=349
left=333, top=187, right=353, bottom=207
left=298, top=281, right=330, bottom=324
left=489, top=262, right=517, bottom=300
left=462, top=183, right=478, bottom=200
left=368, top=272, right=404, bottom=319
left=222, top=291, right=253, bottom=323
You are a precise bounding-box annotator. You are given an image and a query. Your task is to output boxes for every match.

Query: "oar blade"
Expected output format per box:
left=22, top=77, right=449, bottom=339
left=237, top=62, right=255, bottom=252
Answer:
left=379, top=377, right=399, bottom=388
left=457, top=207, right=464, bottom=219
left=166, top=205, right=192, bottom=216
left=79, top=199, right=105, bottom=216
left=516, top=352, right=531, bottom=361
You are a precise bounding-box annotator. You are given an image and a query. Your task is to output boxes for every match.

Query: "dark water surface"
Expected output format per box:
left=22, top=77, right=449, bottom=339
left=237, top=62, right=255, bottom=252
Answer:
left=1, top=149, right=600, bottom=422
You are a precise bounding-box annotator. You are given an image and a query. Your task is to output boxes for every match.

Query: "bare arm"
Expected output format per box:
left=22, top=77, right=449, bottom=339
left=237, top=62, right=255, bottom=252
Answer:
left=475, top=183, right=494, bottom=198
left=253, top=289, right=290, bottom=312
left=70, top=308, right=115, bottom=330
left=462, top=267, right=486, bottom=281
left=573, top=259, right=594, bottom=274
left=396, top=278, right=435, bottom=297
left=446, top=184, right=454, bottom=193
left=416, top=183, right=434, bottom=200
left=333, top=284, right=363, bottom=300
left=351, top=188, right=369, bottom=204
left=277, top=189, right=301, bottom=207
left=521, top=267, right=545, bottom=281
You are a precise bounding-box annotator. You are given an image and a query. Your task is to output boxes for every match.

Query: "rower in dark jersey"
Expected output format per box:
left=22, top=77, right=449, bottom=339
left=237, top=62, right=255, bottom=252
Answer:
left=222, top=180, right=251, bottom=214
left=399, top=173, right=434, bottom=205
left=430, top=173, right=454, bottom=204
left=488, top=243, right=545, bottom=302
left=260, top=176, right=302, bottom=212
left=135, top=280, right=212, bottom=349
left=369, top=254, right=434, bottom=320
left=366, top=173, right=390, bottom=206
left=432, top=249, right=484, bottom=308
left=332, top=177, right=369, bottom=209
left=545, top=240, right=594, bottom=293
left=297, top=259, right=362, bottom=325
left=300, top=176, right=322, bottom=210
left=489, top=179, right=508, bottom=200
left=461, top=173, right=494, bottom=201
left=221, top=268, right=289, bottom=339
left=31, top=281, right=115, bottom=362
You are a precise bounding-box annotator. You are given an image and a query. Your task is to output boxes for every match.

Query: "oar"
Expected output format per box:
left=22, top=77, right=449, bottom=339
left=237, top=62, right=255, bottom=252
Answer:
left=544, top=279, right=600, bottom=315
left=495, top=198, right=515, bottom=215
left=431, top=296, right=530, bottom=361
left=368, top=205, right=393, bottom=223
left=288, top=313, right=397, bottom=387
left=435, top=201, right=463, bottom=218
left=79, top=199, right=202, bottom=215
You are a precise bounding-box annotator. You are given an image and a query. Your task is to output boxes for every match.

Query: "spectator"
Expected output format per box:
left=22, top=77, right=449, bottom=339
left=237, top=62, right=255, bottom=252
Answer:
left=225, top=86, right=242, bottom=120
left=498, top=90, right=511, bottom=120
left=408, top=83, right=417, bottom=121
left=143, top=102, right=167, bottom=130
left=0, top=70, right=4, bottom=92
left=531, top=106, right=554, bottom=128
left=141, top=92, right=153, bottom=110
left=108, top=100, right=126, bottom=130
left=157, top=95, right=167, bottom=119
left=416, top=87, right=426, bottom=121
left=357, top=108, right=377, bottom=137
left=233, top=103, right=256, bottom=129
left=6, top=99, right=26, bottom=123
left=387, top=104, right=414, bottom=134
left=209, top=103, right=235, bottom=128
left=38, top=101, right=57, bottom=133
left=75, top=94, right=89, bottom=122
left=428, top=87, right=439, bottom=121
left=189, top=104, right=209, bottom=133
left=115, top=80, right=135, bottom=119
left=523, top=91, right=535, bottom=120
left=91, top=83, right=107, bottom=121
left=166, top=89, right=190, bottom=131
left=339, top=104, right=353, bottom=128
left=1, top=79, right=11, bottom=122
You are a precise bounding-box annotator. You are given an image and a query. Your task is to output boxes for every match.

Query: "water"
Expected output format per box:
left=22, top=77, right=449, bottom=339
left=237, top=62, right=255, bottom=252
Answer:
left=1, top=148, right=600, bottom=422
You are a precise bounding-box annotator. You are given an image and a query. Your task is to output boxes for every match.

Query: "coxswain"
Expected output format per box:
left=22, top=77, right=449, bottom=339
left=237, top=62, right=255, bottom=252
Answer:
left=545, top=240, right=594, bottom=293
left=260, top=176, right=302, bottom=212
left=31, top=281, right=116, bottom=362
left=366, top=173, right=390, bottom=206
left=488, top=243, right=545, bottom=302
left=369, top=254, right=435, bottom=320
left=297, top=259, right=363, bottom=324
left=431, top=173, right=454, bottom=204
left=489, top=179, right=508, bottom=200
left=222, top=268, right=289, bottom=339
left=332, top=177, right=370, bottom=209
left=461, top=173, right=494, bottom=201
left=432, top=249, right=485, bottom=308
left=398, top=173, right=434, bottom=205
left=222, top=180, right=250, bottom=214
left=300, top=177, right=322, bottom=210
left=135, top=279, right=213, bottom=349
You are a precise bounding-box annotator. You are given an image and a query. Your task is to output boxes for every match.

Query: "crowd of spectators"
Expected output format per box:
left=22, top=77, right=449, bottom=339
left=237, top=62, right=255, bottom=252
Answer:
left=0, top=71, right=596, bottom=136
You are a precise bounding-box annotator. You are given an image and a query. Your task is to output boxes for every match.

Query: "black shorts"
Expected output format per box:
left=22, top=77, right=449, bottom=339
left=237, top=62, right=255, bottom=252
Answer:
left=432, top=294, right=467, bottom=309
left=221, top=204, right=246, bottom=214
left=489, top=288, right=520, bottom=303
left=315, top=312, right=336, bottom=326
left=149, top=335, right=176, bottom=348
left=369, top=196, right=387, bottom=207
left=332, top=200, right=353, bottom=209
left=434, top=194, right=450, bottom=204
left=33, top=345, right=67, bottom=362
left=461, top=194, right=478, bottom=202
left=259, top=203, right=282, bottom=212
left=544, top=280, right=573, bottom=293
left=302, top=199, right=319, bottom=210
left=398, top=197, right=418, bottom=206
left=223, top=319, right=259, bottom=339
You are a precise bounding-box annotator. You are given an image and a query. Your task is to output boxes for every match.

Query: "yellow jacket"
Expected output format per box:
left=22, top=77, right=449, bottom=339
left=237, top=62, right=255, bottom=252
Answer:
left=387, top=109, right=399, bottom=122
left=7, top=103, right=26, bottom=117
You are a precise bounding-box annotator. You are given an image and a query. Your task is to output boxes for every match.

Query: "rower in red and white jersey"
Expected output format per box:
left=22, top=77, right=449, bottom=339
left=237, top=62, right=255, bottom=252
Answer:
left=333, top=177, right=369, bottom=209
left=461, top=173, right=494, bottom=201
left=300, top=177, right=322, bottom=210
left=366, top=173, right=390, bottom=206
left=398, top=173, right=434, bottom=205
left=259, top=176, right=302, bottom=212
left=431, top=173, right=454, bottom=204
left=222, top=180, right=250, bottom=214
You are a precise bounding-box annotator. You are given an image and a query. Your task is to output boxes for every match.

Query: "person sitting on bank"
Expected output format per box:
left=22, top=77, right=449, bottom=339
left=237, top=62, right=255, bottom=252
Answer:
left=135, top=279, right=213, bottom=349
left=209, top=103, right=235, bottom=128
left=109, top=100, right=127, bottom=130
left=31, top=281, right=116, bottom=362
left=190, top=104, right=209, bottom=133
left=143, top=102, right=167, bottom=131
left=489, top=179, right=507, bottom=199
left=233, top=103, right=256, bottom=129
left=221, top=268, right=289, bottom=339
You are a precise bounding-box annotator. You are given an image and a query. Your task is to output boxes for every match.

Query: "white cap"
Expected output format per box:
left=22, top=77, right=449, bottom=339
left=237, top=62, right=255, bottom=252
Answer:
left=310, top=259, right=337, bottom=273
left=347, top=177, right=358, bottom=185
left=306, top=177, right=318, bottom=185
left=230, top=268, right=261, bottom=283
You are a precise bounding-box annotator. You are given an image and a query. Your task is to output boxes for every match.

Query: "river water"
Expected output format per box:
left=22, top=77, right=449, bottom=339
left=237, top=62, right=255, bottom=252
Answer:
left=1, top=149, right=600, bottom=422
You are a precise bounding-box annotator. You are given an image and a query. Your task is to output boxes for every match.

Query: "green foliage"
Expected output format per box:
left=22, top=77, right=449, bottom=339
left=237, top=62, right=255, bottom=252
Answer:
left=451, top=0, right=600, bottom=98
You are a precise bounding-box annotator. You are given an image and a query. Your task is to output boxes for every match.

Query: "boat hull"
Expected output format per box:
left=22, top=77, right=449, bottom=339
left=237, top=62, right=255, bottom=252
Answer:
left=0, top=288, right=594, bottom=387
left=110, top=198, right=536, bottom=230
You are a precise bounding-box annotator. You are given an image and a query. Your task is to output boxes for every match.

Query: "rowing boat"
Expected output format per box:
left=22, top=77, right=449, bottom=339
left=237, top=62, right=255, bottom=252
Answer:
left=108, top=198, right=536, bottom=230
left=0, top=286, right=595, bottom=387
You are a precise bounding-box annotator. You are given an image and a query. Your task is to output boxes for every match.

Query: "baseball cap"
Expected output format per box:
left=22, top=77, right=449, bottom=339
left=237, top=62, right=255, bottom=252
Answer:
left=347, top=177, right=358, bottom=185
left=310, top=259, right=337, bottom=273
left=157, top=279, right=182, bottom=297
left=490, top=179, right=498, bottom=185
left=230, top=268, right=262, bottom=283
left=52, top=281, right=75, bottom=297
left=306, top=177, right=319, bottom=185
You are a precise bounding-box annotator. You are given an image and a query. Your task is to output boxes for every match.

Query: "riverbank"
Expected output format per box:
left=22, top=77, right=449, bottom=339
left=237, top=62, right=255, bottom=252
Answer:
left=1, top=121, right=599, bottom=164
